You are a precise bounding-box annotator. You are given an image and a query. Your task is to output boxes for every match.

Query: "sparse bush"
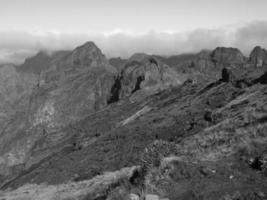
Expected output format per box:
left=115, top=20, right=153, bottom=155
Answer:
left=140, top=140, right=179, bottom=171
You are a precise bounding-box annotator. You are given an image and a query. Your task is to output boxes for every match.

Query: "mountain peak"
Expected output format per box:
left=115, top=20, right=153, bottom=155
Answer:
left=76, top=41, right=99, bottom=50
left=129, top=53, right=150, bottom=62
left=18, top=50, right=51, bottom=74
left=70, top=41, right=107, bottom=67
left=211, top=46, right=244, bottom=65
left=249, top=46, right=267, bottom=66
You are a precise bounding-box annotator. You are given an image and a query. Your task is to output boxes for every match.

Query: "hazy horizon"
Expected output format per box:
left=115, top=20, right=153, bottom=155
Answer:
left=0, top=0, right=267, bottom=64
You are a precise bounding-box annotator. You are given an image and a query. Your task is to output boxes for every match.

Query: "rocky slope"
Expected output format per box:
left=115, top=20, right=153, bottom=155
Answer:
left=0, top=41, right=183, bottom=189
left=0, top=44, right=267, bottom=200
left=108, top=54, right=183, bottom=103
left=0, top=42, right=119, bottom=184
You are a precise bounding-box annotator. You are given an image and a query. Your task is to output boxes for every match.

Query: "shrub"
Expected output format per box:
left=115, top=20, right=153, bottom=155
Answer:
left=140, top=140, right=179, bottom=171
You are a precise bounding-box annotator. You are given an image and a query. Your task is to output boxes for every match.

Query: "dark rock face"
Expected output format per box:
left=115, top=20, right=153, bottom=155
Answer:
left=211, top=47, right=245, bottom=65
left=253, top=71, right=267, bottom=84
left=221, top=68, right=236, bottom=83
left=112, top=55, right=182, bottom=102
left=249, top=46, right=267, bottom=67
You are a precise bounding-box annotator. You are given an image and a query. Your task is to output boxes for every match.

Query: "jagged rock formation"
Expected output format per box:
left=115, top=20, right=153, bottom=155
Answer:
left=30, top=42, right=117, bottom=130
left=0, top=42, right=118, bottom=184
left=18, top=51, right=51, bottom=74
left=108, top=55, right=182, bottom=103
left=211, top=47, right=245, bottom=65
left=249, top=46, right=267, bottom=67
left=156, top=47, right=247, bottom=83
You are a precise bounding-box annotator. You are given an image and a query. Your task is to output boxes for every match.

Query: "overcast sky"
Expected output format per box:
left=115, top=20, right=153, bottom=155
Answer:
left=0, top=0, right=267, bottom=63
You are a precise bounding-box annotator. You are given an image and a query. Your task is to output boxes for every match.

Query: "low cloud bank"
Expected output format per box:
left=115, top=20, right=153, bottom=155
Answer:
left=0, top=21, right=267, bottom=64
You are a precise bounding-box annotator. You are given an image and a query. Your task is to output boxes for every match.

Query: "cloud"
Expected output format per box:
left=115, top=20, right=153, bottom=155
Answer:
left=0, top=21, right=267, bottom=64
left=234, top=21, right=267, bottom=54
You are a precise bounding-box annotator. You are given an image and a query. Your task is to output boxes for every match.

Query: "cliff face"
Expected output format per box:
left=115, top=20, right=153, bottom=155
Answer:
left=0, top=42, right=117, bottom=182
left=155, top=47, right=246, bottom=84
left=249, top=46, right=267, bottom=67
left=29, top=42, right=117, bottom=131
left=108, top=55, right=183, bottom=103
left=211, top=47, right=245, bottom=65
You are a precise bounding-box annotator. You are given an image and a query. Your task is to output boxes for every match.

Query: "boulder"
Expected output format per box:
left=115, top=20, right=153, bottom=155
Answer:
left=221, top=68, right=236, bottom=83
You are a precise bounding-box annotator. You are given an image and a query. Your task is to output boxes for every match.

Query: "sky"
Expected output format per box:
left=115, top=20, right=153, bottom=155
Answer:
left=0, top=0, right=267, bottom=63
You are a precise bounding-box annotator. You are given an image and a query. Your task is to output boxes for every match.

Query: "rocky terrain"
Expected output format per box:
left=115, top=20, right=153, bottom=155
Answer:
left=0, top=43, right=267, bottom=200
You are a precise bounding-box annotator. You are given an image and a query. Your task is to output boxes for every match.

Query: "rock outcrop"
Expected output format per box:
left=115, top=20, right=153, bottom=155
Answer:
left=249, top=46, right=267, bottom=67
left=109, top=55, right=182, bottom=102
left=156, top=47, right=246, bottom=84
left=0, top=42, right=118, bottom=182
left=221, top=67, right=236, bottom=83
left=18, top=51, right=51, bottom=74
left=32, top=41, right=117, bottom=130
left=211, top=47, right=245, bottom=65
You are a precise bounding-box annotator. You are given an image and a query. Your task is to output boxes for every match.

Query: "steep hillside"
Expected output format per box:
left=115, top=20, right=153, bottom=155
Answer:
left=0, top=42, right=118, bottom=184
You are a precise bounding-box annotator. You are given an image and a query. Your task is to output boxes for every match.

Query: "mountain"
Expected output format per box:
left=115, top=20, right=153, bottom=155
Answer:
left=0, top=44, right=267, bottom=200
left=17, top=51, right=51, bottom=74
left=108, top=54, right=183, bottom=103
left=211, top=47, right=245, bottom=65
left=156, top=47, right=247, bottom=84
left=109, top=57, right=127, bottom=71
left=249, top=46, right=267, bottom=67
left=0, top=41, right=118, bottom=185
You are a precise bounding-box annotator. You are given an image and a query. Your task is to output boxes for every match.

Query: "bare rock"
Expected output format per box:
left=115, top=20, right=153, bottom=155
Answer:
left=221, top=67, right=236, bottom=83
left=117, top=55, right=182, bottom=101
left=249, top=46, right=267, bottom=67
left=211, top=47, right=244, bottom=65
